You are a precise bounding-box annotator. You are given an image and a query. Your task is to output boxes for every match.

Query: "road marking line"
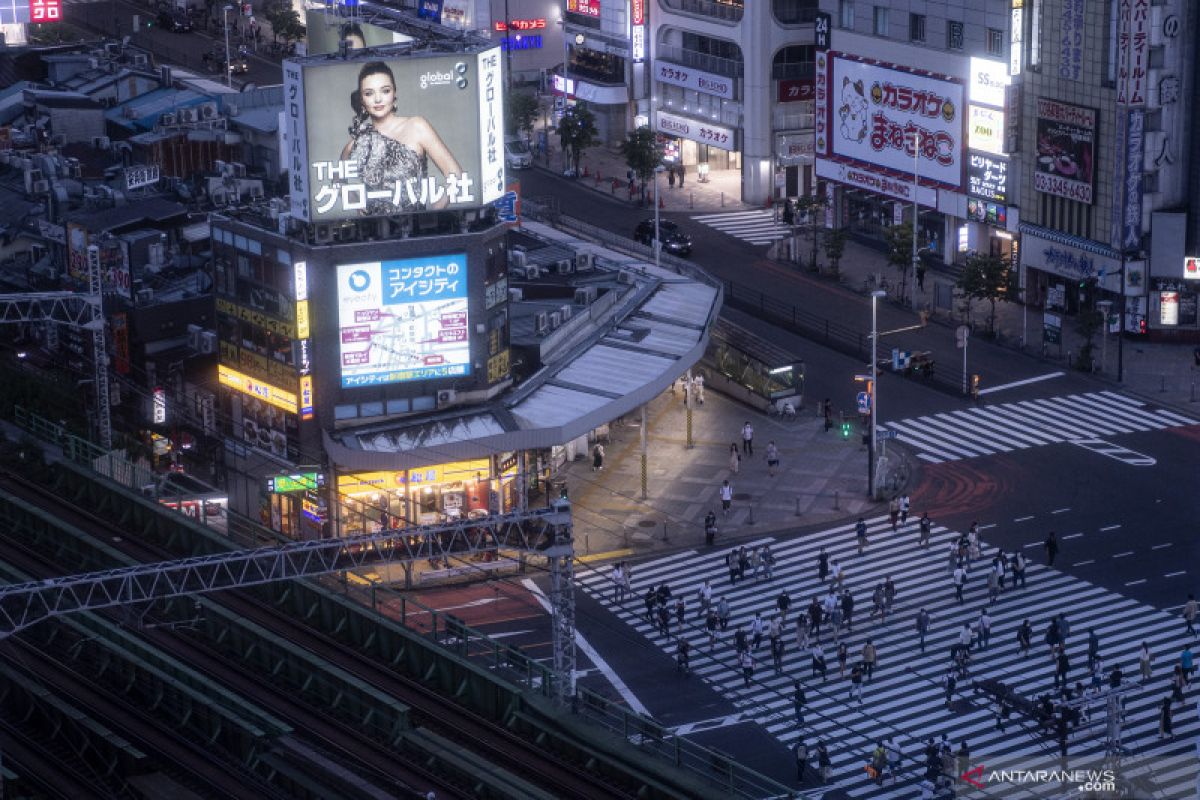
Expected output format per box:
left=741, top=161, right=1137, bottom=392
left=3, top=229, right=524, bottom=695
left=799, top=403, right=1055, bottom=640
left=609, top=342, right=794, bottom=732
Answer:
left=1073, top=560, right=1095, bottom=567
left=1125, top=579, right=1147, bottom=586
left=1051, top=508, right=1071, bottom=514
left=1165, top=571, right=1187, bottom=578
left=1023, top=542, right=1041, bottom=549
left=978, top=523, right=997, bottom=530
left=521, top=578, right=650, bottom=716
left=1112, top=552, right=1134, bottom=559
left=977, top=370, right=1066, bottom=395
left=1100, top=525, right=1121, bottom=532
left=1062, top=533, right=1083, bottom=540
left=1152, top=543, right=1173, bottom=550
left=1014, top=515, right=1034, bottom=522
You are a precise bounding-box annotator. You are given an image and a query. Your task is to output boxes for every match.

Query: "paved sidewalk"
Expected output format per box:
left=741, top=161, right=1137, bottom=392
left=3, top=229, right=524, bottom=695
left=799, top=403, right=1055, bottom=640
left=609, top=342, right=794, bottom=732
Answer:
left=533, top=122, right=1200, bottom=411
left=561, top=386, right=876, bottom=559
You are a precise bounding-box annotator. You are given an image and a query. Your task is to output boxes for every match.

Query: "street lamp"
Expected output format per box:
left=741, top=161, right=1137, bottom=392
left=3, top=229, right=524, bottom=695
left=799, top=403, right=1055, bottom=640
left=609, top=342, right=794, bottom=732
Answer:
left=222, top=5, right=233, bottom=89
left=653, top=164, right=665, bottom=269
left=909, top=131, right=921, bottom=308
left=869, top=289, right=886, bottom=498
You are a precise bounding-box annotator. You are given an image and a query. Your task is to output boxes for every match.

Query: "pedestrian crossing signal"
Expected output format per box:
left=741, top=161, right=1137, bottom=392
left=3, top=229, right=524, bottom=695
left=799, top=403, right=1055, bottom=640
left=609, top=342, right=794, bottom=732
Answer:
left=840, top=421, right=852, bottom=439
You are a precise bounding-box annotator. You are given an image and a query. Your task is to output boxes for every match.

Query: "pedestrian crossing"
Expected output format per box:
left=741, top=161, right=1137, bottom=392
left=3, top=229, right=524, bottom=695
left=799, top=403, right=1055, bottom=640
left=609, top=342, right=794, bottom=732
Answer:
left=576, top=516, right=1199, bottom=798
left=883, top=391, right=1195, bottom=464
left=691, top=210, right=793, bottom=246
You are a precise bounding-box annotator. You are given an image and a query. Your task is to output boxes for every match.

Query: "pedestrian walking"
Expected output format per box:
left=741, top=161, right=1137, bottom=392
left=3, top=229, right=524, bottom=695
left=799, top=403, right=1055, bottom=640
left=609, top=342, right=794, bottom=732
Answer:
left=761, top=544, right=776, bottom=580
left=870, top=582, right=885, bottom=620
left=1054, top=648, right=1070, bottom=689
left=592, top=443, right=605, bottom=471
left=1087, top=629, right=1100, bottom=673
left=737, top=546, right=748, bottom=580
left=705, top=608, right=718, bottom=646
left=643, top=587, right=657, bottom=623
left=967, top=525, right=981, bottom=561
left=720, top=480, right=734, bottom=516
left=1012, top=550, right=1027, bottom=588
left=725, top=549, right=739, bottom=584
left=794, top=738, right=809, bottom=782
left=750, top=612, right=765, bottom=650
left=888, top=497, right=900, bottom=531
left=776, top=589, right=791, bottom=621
left=862, top=640, right=878, bottom=682
left=867, top=741, right=886, bottom=785
left=842, top=589, right=855, bottom=632
left=741, top=421, right=754, bottom=455
left=674, top=596, right=686, bottom=629
left=817, top=741, right=831, bottom=783
left=1018, top=619, right=1033, bottom=656
left=667, top=164, right=676, bottom=187
left=811, top=644, right=827, bottom=680
left=837, top=641, right=849, bottom=678
left=717, top=596, right=730, bottom=631
left=751, top=547, right=762, bottom=580
left=978, top=609, right=992, bottom=650
left=677, top=163, right=685, bottom=187
left=739, top=650, right=755, bottom=688
left=609, top=562, right=624, bottom=603
left=734, top=625, right=748, bottom=654
left=943, top=669, right=957, bottom=707
left=829, top=603, right=844, bottom=644
left=952, top=564, right=967, bottom=603
left=856, top=518, right=869, bottom=555
left=1139, top=640, right=1153, bottom=682
left=1159, top=696, right=1174, bottom=738
left=793, top=680, right=806, bottom=727
left=916, top=608, right=930, bottom=653
left=817, top=547, right=829, bottom=583
left=918, top=512, right=932, bottom=547
left=1044, top=531, right=1059, bottom=566
left=728, top=443, right=741, bottom=474
left=1182, top=643, right=1194, bottom=679
left=657, top=603, right=671, bottom=636
left=899, top=494, right=910, bottom=525
left=807, top=597, right=822, bottom=640
left=766, top=440, right=780, bottom=477
left=883, top=576, right=897, bottom=616
left=987, top=569, right=999, bottom=602
left=698, top=580, right=713, bottom=618
left=772, top=633, right=786, bottom=675
left=692, top=371, right=704, bottom=403
left=995, top=554, right=1008, bottom=590
left=849, top=664, right=864, bottom=704
left=1184, top=593, right=1198, bottom=636
left=830, top=558, right=844, bottom=587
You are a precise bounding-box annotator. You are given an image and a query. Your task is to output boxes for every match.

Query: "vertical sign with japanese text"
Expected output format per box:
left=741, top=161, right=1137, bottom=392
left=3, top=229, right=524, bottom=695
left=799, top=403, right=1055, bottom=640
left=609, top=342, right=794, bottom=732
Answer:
left=1058, top=0, right=1085, bottom=81
left=1116, top=0, right=1149, bottom=105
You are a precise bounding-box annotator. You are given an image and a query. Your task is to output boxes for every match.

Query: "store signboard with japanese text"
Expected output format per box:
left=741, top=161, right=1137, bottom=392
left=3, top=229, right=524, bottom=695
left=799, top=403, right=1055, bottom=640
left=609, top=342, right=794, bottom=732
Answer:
left=567, top=0, right=599, bottom=17
left=284, top=49, right=504, bottom=222
left=655, top=110, right=735, bottom=151
left=218, top=365, right=298, bottom=414
left=654, top=63, right=735, bottom=100
left=778, top=79, right=814, bottom=103
left=968, top=105, right=1005, bottom=155
left=967, top=152, right=1008, bottom=203
left=824, top=53, right=964, bottom=190
left=1059, top=0, right=1085, bottom=81
left=1033, top=98, right=1096, bottom=204
left=1116, top=0, right=1149, bottom=105
left=968, top=57, right=1009, bottom=107
left=815, top=158, right=939, bottom=207
left=0, top=0, right=60, bottom=23
left=336, top=254, right=470, bottom=388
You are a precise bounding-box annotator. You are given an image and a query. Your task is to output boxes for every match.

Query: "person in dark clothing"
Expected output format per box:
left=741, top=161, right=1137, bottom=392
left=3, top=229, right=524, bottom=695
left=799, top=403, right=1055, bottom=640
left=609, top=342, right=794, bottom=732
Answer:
left=1045, top=531, right=1059, bottom=566
left=842, top=590, right=855, bottom=631
left=793, top=680, right=806, bottom=726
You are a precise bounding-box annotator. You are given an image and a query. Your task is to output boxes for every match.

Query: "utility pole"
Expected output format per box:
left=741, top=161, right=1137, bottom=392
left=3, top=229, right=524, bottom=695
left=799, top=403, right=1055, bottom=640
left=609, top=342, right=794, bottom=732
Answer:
left=910, top=131, right=921, bottom=308
left=868, top=290, right=885, bottom=498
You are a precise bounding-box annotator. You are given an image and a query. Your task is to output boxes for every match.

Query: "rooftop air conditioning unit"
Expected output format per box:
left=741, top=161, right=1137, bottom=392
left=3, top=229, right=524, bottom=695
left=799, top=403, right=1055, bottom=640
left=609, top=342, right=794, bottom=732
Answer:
left=231, top=162, right=246, bottom=177
left=214, top=159, right=227, bottom=174
left=136, top=288, right=154, bottom=304
left=132, top=53, right=149, bottom=68
left=313, top=224, right=333, bottom=243
left=187, top=323, right=202, bottom=351
left=92, top=135, right=111, bottom=149
left=521, top=265, right=539, bottom=280
left=436, top=389, right=457, bottom=407
left=510, top=249, right=527, bottom=268
left=160, top=112, right=176, bottom=126
left=508, top=287, right=524, bottom=302
left=575, top=251, right=594, bottom=271
left=618, top=269, right=637, bottom=285
left=574, top=286, right=597, bottom=305
left=200, top=103, right=217, bottom=120
left=31, top=179, right=49, bottom=194
left=225, top=102, right=239, bottom=116
left=535, top=311, right=549, bottom=335
left=549, top=311, right=562, bottom=329
left=555, top=258, right=574, bottom=275
left=559, top=304, right=572, bottom=322
left=199, top=331, right=217, bottom=354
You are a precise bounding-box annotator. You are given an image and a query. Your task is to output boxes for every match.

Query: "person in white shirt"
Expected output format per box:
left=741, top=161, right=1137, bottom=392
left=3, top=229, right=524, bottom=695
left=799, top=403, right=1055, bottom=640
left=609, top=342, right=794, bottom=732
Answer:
left=719, top=479, right=734, bottom=515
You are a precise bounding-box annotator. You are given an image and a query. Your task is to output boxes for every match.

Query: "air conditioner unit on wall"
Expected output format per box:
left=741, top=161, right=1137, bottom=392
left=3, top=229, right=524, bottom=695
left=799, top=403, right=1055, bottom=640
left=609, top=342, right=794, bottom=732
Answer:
left=559, top=304, right=572, bottom=322
left=535, top=311, right=549, bottom=335
left=549, top=311, right=562, bottom=329
left=574, top=286, right=597, bottom=305
left=575, top=252, right=594, bottom=271
left=521, top=265, right=539, bottom=280
left=187, top=323, right=202, bottom=351
left=313, top=224, right=333, bottom=243
left=618, top=269, right=637, bottom=285
left=436, top=389, right=456, bottom=407
left=510, top=249, right=527, bottom=268
left=508, top=287, right=524, bottom=302
left=199, top=331, right=217, bottom=354
left=555, top=258, right=574, bottom=275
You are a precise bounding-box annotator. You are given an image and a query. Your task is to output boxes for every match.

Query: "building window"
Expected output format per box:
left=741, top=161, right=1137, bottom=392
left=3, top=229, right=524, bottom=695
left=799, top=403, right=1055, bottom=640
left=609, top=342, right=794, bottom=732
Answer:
left=947, top=20, right=964, bottom=50
left=909, top=13, right=925, bottom=43
left=873, top=6, right=888, bottom=36
left=838, top=0, right=854, bottom=28
left=986, top=27, right=1004, bottom=56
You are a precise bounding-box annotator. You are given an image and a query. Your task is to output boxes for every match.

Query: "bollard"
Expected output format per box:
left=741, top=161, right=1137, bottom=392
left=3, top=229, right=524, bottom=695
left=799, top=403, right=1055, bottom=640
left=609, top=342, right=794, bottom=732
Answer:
left=747, top=505, right=755, bottom=526
left=1161, top=374, right=1167, bottom=393
left=833, top=490, right=840, bottom=510
left=690, top=192, right=694, bottom=209
left=795, top=496, right=802, bottom=516
left=721, top=191, right=725, bottom=207
left=585, top=533, right=590, bottom=554
left=662, top=521, right=669, bottom=542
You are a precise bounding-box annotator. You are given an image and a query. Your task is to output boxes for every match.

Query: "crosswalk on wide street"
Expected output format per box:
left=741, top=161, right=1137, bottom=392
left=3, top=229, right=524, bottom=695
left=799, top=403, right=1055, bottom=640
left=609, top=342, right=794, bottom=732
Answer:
left=882, top=391, right=1195, bottom=464
left=578, top=516, right=1198, bottom=798
left=691, top=210, right=793, bottom=246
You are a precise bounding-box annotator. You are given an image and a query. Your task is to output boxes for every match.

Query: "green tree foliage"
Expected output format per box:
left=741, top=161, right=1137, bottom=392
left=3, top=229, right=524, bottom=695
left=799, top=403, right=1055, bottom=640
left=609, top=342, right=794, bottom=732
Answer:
left=823, top=228, right=847, bottom=277
left=956, top=252, right=1013, bottom=335
left=794, top=193, right=828, bottom=270
left=505, top=91, right=539, bottom=139
left=618, top=126, right=663, bottom=191
left=555, top=103, right=599, bottom=175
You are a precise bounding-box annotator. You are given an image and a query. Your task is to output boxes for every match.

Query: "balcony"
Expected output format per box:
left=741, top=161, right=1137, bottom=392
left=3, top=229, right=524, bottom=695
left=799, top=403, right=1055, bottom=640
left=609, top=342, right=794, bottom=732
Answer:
left=661, top=0, right=743, bottom=23
left=656, top=44, right=744, bottom=78
left=771, top=62, right=814, bottom=81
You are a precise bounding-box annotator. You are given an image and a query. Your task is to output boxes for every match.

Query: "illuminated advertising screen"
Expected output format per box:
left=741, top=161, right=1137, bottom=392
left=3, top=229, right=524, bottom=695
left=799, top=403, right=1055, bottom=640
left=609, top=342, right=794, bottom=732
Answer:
left=284, top=49, right=505, bottom=222
left=567, top=0, right=599, bottom=16
left=337, top=254, right=470, bottom=387
left=1033, top=97, right=1096, bottom=204
left=304, top=11, right=413, bottom=55
left=0, top=0, right=59, bottom=23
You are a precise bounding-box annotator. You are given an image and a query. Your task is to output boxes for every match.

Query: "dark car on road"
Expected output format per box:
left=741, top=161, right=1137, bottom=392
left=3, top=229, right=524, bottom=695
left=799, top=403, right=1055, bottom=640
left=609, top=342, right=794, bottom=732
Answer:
left=633, top=218, right=692, bottom=256
left=203, top=49, right=250, bottom=75
left=157, top=8, right=192, bottom=31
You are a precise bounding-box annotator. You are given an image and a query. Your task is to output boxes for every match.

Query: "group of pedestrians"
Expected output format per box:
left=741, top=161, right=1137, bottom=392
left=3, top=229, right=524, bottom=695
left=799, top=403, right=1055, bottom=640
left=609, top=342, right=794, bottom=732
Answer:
left=725, top=544, right=777, bottom=583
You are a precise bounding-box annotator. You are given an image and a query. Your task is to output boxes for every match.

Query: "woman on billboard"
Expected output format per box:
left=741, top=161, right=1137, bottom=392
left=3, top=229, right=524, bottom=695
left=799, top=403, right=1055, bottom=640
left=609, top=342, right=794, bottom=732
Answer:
left=341, top=61, right=463, bottom=213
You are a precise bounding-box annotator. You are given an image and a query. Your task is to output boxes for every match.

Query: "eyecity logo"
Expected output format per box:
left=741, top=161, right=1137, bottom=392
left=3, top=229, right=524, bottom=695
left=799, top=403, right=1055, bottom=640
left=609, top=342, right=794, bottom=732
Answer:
left=419, top=62, right=470, bottom=90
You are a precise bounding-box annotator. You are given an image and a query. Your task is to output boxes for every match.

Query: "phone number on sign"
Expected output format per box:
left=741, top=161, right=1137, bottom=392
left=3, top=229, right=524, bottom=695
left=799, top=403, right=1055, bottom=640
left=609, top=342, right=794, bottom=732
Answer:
left=1033, top=172, right=1092, bottom=204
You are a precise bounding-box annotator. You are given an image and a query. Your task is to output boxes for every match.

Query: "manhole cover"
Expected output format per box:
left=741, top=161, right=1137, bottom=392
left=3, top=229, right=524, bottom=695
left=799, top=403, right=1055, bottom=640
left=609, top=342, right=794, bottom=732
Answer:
left=733, top=492, right=751, bottom=501
left=637, top=519, right=658, bottom=528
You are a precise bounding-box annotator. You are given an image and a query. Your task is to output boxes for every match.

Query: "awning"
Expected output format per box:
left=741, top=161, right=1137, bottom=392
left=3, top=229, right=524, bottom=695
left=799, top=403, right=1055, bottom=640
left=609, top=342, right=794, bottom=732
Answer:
left=180, top=221, right=211, bottom=243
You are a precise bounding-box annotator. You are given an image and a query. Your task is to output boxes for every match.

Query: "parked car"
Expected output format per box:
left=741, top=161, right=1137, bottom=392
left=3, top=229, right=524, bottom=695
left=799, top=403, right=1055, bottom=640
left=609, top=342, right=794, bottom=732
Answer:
left=504, top=136, right=532, bottom=170
left=156, top=8, right=192, bottom=31
left=633, top=218, right=692, bottom=256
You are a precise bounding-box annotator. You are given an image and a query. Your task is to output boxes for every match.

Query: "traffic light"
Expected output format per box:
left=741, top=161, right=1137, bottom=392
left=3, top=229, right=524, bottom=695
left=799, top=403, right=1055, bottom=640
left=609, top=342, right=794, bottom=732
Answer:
left=841, top=420, right=852, bottom=439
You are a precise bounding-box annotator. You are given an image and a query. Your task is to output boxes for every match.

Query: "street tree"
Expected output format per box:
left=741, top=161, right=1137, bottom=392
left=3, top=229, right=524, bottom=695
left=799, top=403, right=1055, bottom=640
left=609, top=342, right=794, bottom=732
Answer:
left=794, top=193, right=828, bottom=271
left=272, top=11, right=306, bottom=48
left=556, top=103, right=599, bottom=176
left=884, top=222, right=913, bottom=297
left=823, top=228, right=847, bottom=278
left=618, top=126, right=663, bottom=200
left=505, top=91, right=539, bottom=140
left=956, top=252, right=1014, bottom=335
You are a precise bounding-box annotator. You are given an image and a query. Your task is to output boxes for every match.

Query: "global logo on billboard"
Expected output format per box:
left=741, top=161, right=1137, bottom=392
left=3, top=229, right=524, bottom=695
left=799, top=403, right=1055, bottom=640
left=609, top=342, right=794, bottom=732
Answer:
left=420, top=62, right=469, bottom=89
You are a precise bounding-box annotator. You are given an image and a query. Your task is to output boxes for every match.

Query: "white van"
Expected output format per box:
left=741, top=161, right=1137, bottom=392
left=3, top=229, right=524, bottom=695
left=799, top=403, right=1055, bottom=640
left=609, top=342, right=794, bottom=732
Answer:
left=504, top=136, right=532, bottom=170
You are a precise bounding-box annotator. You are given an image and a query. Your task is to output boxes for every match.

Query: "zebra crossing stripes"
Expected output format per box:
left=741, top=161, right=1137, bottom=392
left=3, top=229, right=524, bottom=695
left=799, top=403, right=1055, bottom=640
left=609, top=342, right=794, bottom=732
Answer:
left=690, top=210, right=792, bottom=246
left=577, top=516, right=1198, bottom=799
left=885, top=391, right=1195, bottom=464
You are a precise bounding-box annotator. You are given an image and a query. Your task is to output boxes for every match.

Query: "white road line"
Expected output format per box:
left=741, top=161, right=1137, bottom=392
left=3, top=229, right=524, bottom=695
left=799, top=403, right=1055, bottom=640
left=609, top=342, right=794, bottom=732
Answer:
left=976, top=371, right=1065, bottom=395
left=1165, top=571, right=1187, bottom=578
left=1051, top=507, right=1071, bottom=514
left=520, top=578, right=650, bottom=716
left=1073, top=560, right=1095, bottom=566
left=1152, top=543, right=1173, bottom=550
left=1062, top=533, right=1083, bottom=540
left=1014, top=515, right=1034, bottom=522
left=1023, top=541, right=1040, bottom=549
left=1112, top=552, right=1134, bottom=559
left=1100, top=524, right=1122, bottom=532
left=978, top=523, right=997, bottom=530
left=1125, top=579, right=1147, bottom=586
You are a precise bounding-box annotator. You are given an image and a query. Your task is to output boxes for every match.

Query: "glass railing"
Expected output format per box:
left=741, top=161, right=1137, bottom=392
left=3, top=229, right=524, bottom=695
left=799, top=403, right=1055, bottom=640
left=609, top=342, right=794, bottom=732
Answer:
left=661, top=0, right=743, bottom=23
left=655, top=44, right=744, bottom=78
